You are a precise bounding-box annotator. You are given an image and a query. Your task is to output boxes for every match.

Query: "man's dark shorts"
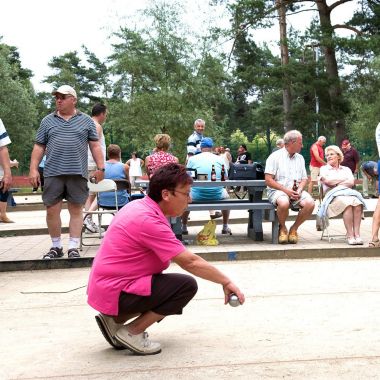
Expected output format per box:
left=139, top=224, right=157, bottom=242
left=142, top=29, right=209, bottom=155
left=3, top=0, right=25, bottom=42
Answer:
left=0, top=187, right=9, bottom=202
left=43, top=175, right=88, bottom=206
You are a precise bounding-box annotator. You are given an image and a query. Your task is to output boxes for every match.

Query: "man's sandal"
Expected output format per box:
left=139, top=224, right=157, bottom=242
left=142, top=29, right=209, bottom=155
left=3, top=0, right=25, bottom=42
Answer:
left=278, top=228, right=288, bottom=244
left=368, top=240, right=380, bottom=248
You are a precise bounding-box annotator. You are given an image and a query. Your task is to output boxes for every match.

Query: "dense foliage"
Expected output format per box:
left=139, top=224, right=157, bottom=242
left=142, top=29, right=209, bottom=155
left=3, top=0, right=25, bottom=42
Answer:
left=0, top=0, right=379, bottom=170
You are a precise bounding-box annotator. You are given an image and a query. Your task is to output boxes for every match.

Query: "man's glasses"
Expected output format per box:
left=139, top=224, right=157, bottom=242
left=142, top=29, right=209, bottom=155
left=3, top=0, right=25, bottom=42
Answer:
left=172, top=190, right=191, bottom=198
left=55, top=94, right=72, bottom=100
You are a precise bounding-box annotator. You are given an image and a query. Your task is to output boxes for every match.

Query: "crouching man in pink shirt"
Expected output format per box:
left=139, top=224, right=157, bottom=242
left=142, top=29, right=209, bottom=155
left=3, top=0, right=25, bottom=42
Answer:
left=87, top=163, right=245, bottom=355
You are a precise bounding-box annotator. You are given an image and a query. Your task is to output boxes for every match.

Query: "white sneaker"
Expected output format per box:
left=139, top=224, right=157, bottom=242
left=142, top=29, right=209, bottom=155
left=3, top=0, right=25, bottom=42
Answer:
left=115, top=326, right=161, bottom=355
left=84, top=218, right=104, bottom=233
left=355, top=236, right=364, bottom=245
left=347, top=237, right=356, bottom=245
left=95, top=314, right=125, bottom=350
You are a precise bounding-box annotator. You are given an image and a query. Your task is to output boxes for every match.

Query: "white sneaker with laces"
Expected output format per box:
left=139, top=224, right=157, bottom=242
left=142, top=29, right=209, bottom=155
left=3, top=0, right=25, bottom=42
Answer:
left=84, top=218, right=104, bottom=233
left=95, top=313, right=125, bottom=350
left=115, top=326, right=161, bottom=355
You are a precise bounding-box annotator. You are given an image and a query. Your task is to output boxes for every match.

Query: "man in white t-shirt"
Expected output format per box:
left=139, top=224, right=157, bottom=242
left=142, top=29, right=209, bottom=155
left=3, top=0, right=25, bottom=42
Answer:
left=265, top=130, right=315, bottom=244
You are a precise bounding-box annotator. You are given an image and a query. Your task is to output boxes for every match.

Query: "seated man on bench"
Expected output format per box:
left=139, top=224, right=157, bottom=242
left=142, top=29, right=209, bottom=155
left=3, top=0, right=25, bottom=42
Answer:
left=181, top=137, right=231, bottom=235
left=265, top=130, right=315, bottom=244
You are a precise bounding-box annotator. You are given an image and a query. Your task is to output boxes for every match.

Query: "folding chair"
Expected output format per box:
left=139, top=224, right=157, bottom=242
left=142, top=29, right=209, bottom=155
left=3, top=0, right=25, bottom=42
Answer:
left=80, top=179, right=119, bottom=250
left=317, top=181, right=346, bottom=242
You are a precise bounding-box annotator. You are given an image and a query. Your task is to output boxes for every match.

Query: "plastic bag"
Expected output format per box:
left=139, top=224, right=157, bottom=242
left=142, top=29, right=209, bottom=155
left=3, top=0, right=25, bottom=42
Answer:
left=196, top=220, right=219, bottom=246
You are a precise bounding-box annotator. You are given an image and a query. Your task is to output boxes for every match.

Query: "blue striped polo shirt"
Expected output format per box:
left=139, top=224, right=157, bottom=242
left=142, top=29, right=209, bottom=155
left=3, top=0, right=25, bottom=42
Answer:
left=35, top=111, right=98, bottom=179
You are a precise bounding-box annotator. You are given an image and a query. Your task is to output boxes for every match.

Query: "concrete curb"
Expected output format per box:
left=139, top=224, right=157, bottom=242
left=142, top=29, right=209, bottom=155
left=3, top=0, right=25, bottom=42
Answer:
left=0, top=210, right=374, bottom=237
left=1, top=247, right=378, bottom=272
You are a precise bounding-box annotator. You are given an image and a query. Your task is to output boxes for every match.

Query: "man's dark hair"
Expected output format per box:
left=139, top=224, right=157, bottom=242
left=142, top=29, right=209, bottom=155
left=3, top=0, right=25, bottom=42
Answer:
left=148, top=163, right=193, bottom=203
left=107, top=144, right=121, bottom=159
left=241, top=144, right=247, bottom=151
left=91, top=103, right=107, bottom=117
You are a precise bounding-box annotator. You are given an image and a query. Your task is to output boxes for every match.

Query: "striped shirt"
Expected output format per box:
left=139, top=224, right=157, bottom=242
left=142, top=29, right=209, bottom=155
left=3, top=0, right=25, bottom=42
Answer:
left=186, top=131, right=203, bottom=155
left=0, top=118, right=11, bottom=178
left=35, top=111, right=98, bottom=178
left=0, top=118, right=11, bottom=147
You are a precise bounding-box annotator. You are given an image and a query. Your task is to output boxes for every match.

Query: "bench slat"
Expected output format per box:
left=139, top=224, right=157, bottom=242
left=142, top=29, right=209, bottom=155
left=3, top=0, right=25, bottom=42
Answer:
left=187, top=202, right=274, bottom=211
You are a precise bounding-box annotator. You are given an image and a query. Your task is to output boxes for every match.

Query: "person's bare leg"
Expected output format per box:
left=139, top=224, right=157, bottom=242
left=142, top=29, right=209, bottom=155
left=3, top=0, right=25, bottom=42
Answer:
left=181, top=210, right=190, bottom=228
left=84, top=193, right=96, bottom=211
left=88, top=197, right=98, bottom=212
left=290, top=198, right=315, bottom=231
left=46, top=201, right=63, bottom=237
left=307, top=180, right=313, bottom=195
left=353, top=205, right=363, bottom=237
left=114, top=313, right=141, bottom=324
left=67, top=202, right=84, bottom=238
left=84, top=194, right=96, bottom=211
left=125, top=311, right=165, bottom=335
left=371, top=198, right=380, bottom=242
left=276, top=196, right=290, bottom=230
left=342, top=206, right=354, bottom=238
left=0, top=201, right=12, bottom=221
left=222, top=210, right=230, bottom=225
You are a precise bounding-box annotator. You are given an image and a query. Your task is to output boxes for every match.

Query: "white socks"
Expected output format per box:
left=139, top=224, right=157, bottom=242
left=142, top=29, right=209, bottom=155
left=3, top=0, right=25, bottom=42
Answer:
left=51, top=237, right=62, bottom=248
left=68, top=237, right=80, bottom=250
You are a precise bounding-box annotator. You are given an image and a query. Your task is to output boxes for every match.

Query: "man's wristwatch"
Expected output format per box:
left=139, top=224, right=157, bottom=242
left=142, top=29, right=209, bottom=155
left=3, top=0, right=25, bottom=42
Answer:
left=97, top=167, right=105, bottom=172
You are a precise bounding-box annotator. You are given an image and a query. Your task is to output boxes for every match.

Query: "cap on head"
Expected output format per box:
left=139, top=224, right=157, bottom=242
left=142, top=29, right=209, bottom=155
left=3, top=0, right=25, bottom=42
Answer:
left=200, top=137, right=213, bottom=148
left=341, top=139, right=350, bottom=147
left=52, top=85, right=77, bottom=99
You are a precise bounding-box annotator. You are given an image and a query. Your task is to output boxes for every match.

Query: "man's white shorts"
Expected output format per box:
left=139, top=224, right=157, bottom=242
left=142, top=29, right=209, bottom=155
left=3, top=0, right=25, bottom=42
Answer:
left=268, top=189, right=313, bottom=208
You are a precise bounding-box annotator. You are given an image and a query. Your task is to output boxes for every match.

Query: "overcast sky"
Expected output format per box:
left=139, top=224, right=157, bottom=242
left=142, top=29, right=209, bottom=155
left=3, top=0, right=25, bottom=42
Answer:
left=0, top=0, right=357, bottom=93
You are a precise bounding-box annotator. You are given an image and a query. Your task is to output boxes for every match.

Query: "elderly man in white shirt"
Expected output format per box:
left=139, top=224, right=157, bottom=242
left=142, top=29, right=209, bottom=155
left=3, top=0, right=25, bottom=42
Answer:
left=265, top=130, right=315, bottom=244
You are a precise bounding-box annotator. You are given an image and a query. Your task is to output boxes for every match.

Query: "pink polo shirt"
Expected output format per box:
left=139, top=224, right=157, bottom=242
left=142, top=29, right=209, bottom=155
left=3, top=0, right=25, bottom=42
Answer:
left=87, top=196, right=186, bottom=316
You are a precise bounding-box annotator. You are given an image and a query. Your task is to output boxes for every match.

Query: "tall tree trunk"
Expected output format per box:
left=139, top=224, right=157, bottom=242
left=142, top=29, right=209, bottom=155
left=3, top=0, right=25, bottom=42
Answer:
left=277, top=0, right=292, bottom=132
left=316, top=0, right=346, bottom=143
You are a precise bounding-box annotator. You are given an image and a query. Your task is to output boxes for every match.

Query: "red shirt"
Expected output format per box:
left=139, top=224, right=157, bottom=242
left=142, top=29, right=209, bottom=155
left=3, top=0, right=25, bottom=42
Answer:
left=310, top=143, right=324, bottom=168
left=341, top=147, right=360, bottom=174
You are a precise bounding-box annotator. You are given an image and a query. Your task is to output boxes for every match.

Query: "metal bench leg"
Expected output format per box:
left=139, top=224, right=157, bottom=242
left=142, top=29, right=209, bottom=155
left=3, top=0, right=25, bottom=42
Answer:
left=248, top=210, right=264, bottom=241
left=272, top=214, right=279, bottom=244
left=170, top=217, right=183, bottom=240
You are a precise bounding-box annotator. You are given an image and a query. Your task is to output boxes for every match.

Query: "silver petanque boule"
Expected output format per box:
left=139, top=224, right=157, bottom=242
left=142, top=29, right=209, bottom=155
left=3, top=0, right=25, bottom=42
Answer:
left=228, top=293, right=240, bottom=307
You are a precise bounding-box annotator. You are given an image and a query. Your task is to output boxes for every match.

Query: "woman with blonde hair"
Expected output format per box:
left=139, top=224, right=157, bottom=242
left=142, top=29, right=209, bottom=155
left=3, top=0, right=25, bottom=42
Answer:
left=317, top=145, right=366, bottom=245
left=145, top=134, right=178, bottom=177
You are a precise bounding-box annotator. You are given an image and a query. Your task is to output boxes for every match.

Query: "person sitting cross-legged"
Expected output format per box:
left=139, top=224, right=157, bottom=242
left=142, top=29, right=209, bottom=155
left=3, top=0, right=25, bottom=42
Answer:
left=265, top=130, right=315, bottom=244
left=181, top=137, right=231, bottom=235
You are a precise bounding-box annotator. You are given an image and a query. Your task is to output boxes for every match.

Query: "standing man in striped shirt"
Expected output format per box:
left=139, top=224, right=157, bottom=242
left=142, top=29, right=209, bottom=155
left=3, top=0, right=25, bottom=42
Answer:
left=186, top=118, right=205, bottom=159
left=29, top=85, right=105, bottom=259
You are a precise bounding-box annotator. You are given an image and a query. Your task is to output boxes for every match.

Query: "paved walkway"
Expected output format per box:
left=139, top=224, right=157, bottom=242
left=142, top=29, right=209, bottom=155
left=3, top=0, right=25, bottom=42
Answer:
left=0, top=196, right=379, bottom=269
left=2, top=258, right=380, bottom=379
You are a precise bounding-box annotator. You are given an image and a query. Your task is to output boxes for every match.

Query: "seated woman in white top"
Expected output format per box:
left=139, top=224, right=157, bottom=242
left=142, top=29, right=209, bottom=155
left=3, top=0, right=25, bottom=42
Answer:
left=319, top=145, right=365, bottom=245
